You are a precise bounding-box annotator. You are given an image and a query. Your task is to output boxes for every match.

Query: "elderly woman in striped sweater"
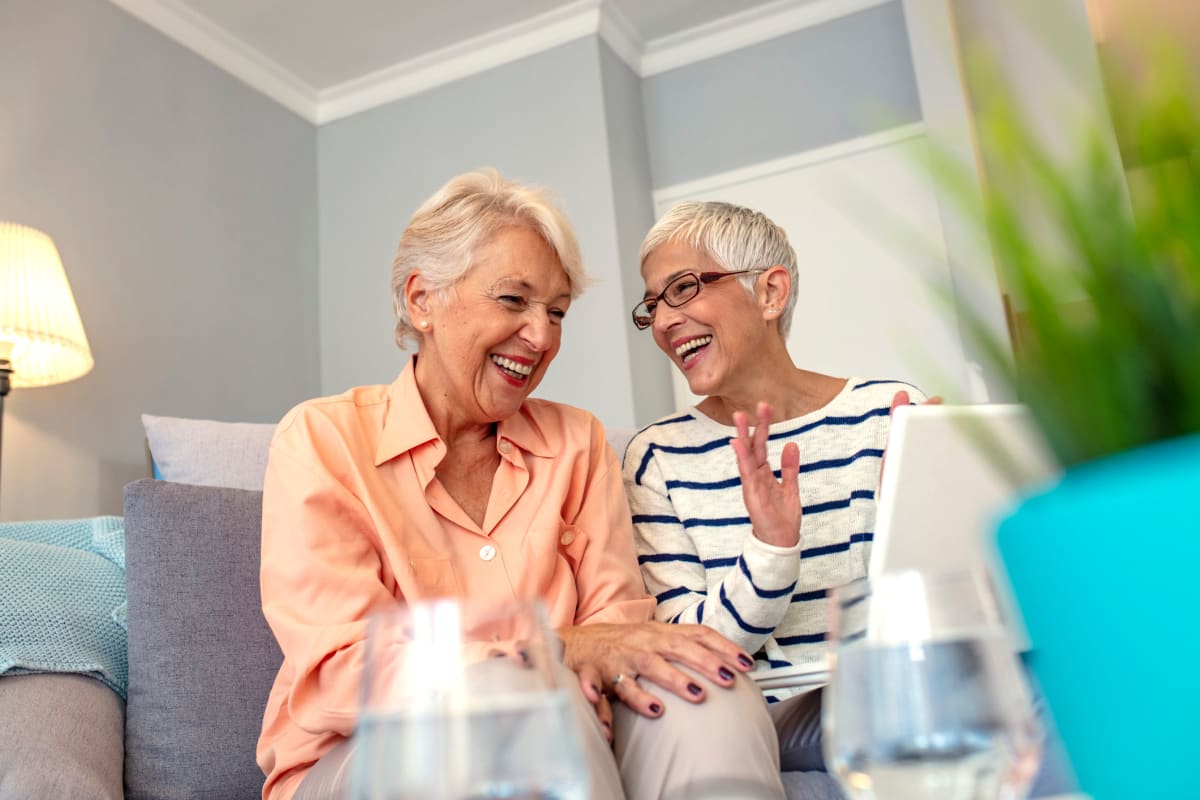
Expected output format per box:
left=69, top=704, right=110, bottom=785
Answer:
left=622, top=200, right=925, bottom=780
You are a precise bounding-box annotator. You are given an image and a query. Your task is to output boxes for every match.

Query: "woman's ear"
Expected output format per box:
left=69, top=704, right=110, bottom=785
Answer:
left=760, top=265, right=791, bottom=319
left=404, top=271, right=434, bottom=326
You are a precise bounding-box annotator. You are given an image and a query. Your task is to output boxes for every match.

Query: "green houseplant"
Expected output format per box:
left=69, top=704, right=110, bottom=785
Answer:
left=963, top=60, right=1200, bottom=466
left=941, top=47, right=1200, bottom=800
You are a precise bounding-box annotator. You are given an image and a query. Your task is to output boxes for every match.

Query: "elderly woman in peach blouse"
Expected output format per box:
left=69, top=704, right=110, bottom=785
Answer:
left=255, top=169, right=789, bottom=800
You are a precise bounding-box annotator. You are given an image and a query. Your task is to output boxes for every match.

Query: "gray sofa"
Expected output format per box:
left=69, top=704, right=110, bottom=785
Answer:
left=18, top=471, right=898, bottom=800
left=0, top=408, right=1076, bottom=799
left=0, top=479, right=278, bottom=800
left=0, top=476, right=852, bottom=800
left=0, top=410, right=847, bottom=799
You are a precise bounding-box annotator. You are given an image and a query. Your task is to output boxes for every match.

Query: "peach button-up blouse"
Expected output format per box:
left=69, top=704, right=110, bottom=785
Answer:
left=256, top=359, right=654, bottom=799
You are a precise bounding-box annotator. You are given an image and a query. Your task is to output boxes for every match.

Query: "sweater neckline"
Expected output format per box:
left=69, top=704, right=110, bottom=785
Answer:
left=688, top=377, right=860, bottom=433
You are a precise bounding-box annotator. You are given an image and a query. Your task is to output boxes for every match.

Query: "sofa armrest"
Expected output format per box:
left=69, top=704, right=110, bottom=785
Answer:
left=0, top=673, right=124, bottom=800
left=122, top=479, right=281, bottom=800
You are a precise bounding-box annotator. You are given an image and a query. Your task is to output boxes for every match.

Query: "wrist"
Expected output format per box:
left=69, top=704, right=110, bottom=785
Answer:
left=748, top=529, right=803, bottom=556
left=752, top=527, right=800, bottom=548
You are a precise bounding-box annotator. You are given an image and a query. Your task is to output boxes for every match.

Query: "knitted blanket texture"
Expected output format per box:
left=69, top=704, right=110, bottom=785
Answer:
left=0, top=516, right=127, bottom=698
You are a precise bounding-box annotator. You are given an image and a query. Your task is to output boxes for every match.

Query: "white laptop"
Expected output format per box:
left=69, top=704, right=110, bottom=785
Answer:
left=752, top=402, right=1059, bottom=691
left=868, top=402, right=1061, bottom=651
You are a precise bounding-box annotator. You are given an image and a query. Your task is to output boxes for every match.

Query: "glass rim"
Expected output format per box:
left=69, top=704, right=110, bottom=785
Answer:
left=828, top=568, right=1011, bottom=646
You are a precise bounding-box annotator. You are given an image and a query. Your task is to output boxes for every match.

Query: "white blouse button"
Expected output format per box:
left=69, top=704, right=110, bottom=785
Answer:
left=559, top=530, right=575, bottom=546
left=479, top=544, right=497, bottom=561
left=498, top=440, right=512, bottom=454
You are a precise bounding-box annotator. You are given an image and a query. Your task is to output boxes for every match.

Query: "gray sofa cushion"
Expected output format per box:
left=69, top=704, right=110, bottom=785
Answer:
left=0, top=673, right=124, bottom=800
left=123, top=479, right=281, bottom=800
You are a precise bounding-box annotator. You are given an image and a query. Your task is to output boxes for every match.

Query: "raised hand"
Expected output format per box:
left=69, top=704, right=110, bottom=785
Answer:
left=559, top=621, right=755, bottom=720
left=731, top=401, right=802, bottom=548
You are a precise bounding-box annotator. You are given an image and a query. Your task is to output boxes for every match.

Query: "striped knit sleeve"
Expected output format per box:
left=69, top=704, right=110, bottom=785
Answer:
left=624, top=439, right=803, bottom=654
left=623, top=451, right=708, bottom=626
left=710, top=528, right=802, bottom=654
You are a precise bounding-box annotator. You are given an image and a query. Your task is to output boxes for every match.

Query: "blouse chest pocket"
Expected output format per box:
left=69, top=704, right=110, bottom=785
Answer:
left=406, top=556, right=461, bottom=600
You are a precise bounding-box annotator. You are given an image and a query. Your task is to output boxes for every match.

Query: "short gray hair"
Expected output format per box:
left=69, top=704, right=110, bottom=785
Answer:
left=639, top=201, right=799, bottom=337
left=391, top=168, right=589, bottom=348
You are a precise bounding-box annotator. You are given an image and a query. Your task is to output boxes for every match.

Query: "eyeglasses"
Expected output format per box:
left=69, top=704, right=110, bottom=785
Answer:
left=631, top=269, right=767, bottom=330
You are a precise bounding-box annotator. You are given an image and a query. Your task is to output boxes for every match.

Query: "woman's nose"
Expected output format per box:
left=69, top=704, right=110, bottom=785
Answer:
left=652, top=301, right=684, bottom=332
left=520, top=310, right=558, bottom=352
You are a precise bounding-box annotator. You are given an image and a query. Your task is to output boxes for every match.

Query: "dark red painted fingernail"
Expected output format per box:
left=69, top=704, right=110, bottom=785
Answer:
left=687, top=682, right=703, bottom=696
left=738, top=654, right=754, bottom=668
left=719, top=667, right=735, bottom=681
left=649, top=703, right=662, bottom=714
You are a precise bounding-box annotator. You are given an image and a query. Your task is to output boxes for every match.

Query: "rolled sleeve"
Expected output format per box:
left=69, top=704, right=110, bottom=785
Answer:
left=568, top=419, right=655, bottom=626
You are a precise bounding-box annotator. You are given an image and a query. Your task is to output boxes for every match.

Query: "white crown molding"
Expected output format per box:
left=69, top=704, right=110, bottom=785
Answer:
left=596, top=2, right=644, bottom=74
left=110, top=0, right=896, bottom=125
left=641, top=0, right=896, bottom=76
left=653, top=122, right=926, bottom=208
left=316, top=0, right=602, bottom=124
left=107, top=0, right=319, bottom=122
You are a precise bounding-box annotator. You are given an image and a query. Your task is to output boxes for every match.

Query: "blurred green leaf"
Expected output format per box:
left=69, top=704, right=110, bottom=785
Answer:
left=930, top=47, right=1200, bottom=467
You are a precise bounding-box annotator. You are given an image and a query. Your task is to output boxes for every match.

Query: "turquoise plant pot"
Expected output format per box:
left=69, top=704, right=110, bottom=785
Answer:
left=996, top=433, right=1200, bottom=800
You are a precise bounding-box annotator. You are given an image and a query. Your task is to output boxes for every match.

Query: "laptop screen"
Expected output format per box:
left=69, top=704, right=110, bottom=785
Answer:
left=869, top=403, right=1061, bottom=651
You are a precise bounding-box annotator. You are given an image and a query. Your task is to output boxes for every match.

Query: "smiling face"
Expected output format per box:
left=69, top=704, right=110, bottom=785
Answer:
left=641, top=241, right=770, bottom=399
left=409, top=225, right=571, bottom=432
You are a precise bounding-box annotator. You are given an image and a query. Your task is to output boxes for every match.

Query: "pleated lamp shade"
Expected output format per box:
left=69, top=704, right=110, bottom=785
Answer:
left=0, top=221, right=94, bottom=388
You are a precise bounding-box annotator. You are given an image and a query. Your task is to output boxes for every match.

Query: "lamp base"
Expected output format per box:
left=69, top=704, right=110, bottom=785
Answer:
left=0, top=356, right=9, bottom=512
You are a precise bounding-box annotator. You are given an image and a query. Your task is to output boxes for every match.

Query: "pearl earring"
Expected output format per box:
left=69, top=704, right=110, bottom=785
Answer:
left=418, top=320, right=429, bottom=330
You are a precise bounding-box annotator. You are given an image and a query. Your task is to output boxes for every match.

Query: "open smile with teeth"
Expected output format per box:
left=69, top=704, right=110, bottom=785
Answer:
left=675, top=335, right=712, bottom=362
left=491, top=354, right=533, bottom=379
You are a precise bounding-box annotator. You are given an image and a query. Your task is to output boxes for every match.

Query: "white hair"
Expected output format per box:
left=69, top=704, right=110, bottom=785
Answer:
left=391, top=168, right=589, bottom=347
left=640, top=200, right=799, bottom=337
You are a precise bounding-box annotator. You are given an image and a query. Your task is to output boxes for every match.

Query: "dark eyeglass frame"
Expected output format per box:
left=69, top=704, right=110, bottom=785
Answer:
left=631, top=268, right=767, bottom=330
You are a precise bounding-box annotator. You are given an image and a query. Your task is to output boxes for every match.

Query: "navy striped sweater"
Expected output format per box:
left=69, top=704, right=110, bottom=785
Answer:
left=621, top=378, right=924, bottom=700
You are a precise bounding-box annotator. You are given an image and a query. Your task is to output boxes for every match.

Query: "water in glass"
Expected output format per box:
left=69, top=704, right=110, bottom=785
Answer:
left=824, top=571, right=1042, bottom=800
left=349, top=599, right=588, bottom=800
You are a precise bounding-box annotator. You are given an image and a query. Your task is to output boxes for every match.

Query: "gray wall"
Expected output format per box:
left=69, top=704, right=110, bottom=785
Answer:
left=316, top=37, right=656, bottom=429
left=1, top=0, right=925, bottom=520
left=0, top=0, right=320, bottom=521
left=315, top=4, right=922, bottom=431
left=597, top=43, right=673, bottom=425
left=642, top=1, right=922, bottom=189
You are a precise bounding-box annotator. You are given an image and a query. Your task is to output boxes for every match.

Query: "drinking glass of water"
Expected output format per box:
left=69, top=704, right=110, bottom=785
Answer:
left=349, top=598, right=588, bottom=800
left=823, top=570, right=1042, bottom=800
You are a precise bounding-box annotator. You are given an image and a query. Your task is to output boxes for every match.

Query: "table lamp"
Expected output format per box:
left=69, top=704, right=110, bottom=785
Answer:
left=0, top=221, right=94, bottom=508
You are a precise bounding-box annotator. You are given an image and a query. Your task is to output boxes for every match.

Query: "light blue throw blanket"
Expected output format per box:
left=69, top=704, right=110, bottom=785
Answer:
left=0, top=516, right=127, bottom=699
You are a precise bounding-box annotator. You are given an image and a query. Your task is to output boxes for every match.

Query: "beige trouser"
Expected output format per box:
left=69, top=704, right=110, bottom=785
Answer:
left=297, top=661, right=784, bottom=800
left=612, top=664, right=785, bottom=800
